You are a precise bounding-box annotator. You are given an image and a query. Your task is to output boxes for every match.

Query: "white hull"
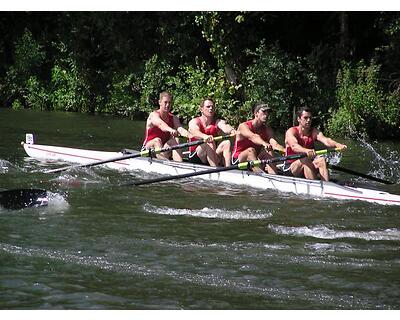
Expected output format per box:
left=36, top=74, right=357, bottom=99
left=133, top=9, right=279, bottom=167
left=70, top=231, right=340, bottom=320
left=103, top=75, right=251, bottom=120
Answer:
left=22, top=142, right=400, bottom=206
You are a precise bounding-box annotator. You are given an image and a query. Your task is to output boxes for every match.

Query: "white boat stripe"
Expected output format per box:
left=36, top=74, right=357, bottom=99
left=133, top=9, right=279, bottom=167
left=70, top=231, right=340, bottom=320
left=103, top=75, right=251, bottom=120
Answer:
left=26, top=144, right=130, bottom=166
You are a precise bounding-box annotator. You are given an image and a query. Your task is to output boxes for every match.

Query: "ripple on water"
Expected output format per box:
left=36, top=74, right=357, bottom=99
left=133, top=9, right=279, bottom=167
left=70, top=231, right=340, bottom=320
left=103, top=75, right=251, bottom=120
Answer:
left=268, top=224, right=400, bottom=241
left=143, top=203, right=273, bottom=220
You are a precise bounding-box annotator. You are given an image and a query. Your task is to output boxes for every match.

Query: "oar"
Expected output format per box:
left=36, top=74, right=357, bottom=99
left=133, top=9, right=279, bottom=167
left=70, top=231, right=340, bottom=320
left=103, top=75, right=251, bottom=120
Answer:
left=329, top=164, right=395, bottom=185
left=44, top=133, right=234, bottom=174
left=128, top=148, right=337, bottom=186
left=0, top=189, right=48, bottom=210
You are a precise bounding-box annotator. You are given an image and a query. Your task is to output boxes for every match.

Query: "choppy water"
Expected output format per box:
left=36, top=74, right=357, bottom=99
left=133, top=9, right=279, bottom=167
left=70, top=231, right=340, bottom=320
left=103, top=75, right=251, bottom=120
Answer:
left=1, top=109, right=399, bottom=309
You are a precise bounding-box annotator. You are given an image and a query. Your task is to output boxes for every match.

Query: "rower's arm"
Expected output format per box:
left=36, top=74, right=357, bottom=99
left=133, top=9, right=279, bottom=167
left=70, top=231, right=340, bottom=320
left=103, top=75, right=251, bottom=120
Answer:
left=316, top=131, right=347, bottom=150
left=150, top=112, right=175, bottom=134
left=238, top=123, right=268, bottom=148
left=269, top=137, right=285, bottom=153
left=285, top=128, right=311, bottom=154
left=188, top=119, right=212, bottom=141
left=265, top=127, right=284, bottom=153
left=217, top=119, right=236, bottom=135
left=173, top=116, right=191, bottom=139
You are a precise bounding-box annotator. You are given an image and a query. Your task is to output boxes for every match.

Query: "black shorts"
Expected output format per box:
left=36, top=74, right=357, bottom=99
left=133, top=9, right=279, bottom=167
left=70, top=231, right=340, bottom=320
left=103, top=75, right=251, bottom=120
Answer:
left=231, top=156, right=239, bottom=165
left=188, top=151, right=208, bottom=165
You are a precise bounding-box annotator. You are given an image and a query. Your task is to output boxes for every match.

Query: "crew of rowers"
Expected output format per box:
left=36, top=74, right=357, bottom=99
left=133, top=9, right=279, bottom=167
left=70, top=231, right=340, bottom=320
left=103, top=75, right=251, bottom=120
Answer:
left=142, top=91, right=347, bottom=182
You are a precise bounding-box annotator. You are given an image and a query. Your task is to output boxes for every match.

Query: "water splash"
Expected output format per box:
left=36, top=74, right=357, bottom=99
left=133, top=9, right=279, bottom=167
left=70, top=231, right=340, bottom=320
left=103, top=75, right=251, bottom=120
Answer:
left=45, top=191, right=70, bottom=211
left=268, top=224, right=400, bottom=241
left=0, top=159, right=11, bottom=173
left=327, top=151, right=343, bottom=165
left=143, top=203, right=272, bottom=220
left=353, top=133, right=400, bottom=183
left=47, top=167, right=112, bottom=189
left=0, top=159, right=25, bottom=173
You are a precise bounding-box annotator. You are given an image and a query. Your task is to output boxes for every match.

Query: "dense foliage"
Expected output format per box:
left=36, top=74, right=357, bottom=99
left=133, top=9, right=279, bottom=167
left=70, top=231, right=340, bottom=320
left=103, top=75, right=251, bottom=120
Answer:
left=0, top=12, right=399, bottom=138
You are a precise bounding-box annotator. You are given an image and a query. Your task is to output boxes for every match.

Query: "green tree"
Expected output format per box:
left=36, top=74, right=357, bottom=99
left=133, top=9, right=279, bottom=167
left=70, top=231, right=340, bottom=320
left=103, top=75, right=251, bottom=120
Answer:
left=243, top=42, right=321, bottom=129
left=328, top=60, right=400, bottom=138
left=0, top=29, right=46, bottom=109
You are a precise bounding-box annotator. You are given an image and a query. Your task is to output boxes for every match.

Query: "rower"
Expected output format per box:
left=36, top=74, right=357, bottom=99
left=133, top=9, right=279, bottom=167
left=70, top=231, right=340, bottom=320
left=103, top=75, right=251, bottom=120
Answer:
left=187, top=97, right=236, bottom=167
left=231, top=102, right=285, bottom=174
left=284, top=106, right=347, bottom=181
left=142, top=91, right=191, bottom=161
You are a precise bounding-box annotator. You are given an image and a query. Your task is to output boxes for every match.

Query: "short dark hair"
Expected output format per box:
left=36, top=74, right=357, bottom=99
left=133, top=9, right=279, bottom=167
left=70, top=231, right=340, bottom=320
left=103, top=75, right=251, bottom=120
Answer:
left=296, top=106, right=312, bottom=118
left=252, top=102, right=272, bottom=114
left=159, top=91, right=172, bottom=101
left=200, top=97, right=215, bottom=108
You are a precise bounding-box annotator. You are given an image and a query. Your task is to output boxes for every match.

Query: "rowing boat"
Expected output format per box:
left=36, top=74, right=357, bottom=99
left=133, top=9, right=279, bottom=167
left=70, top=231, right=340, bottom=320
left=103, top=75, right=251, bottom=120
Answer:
left=21, top=136, right=400, bottom=206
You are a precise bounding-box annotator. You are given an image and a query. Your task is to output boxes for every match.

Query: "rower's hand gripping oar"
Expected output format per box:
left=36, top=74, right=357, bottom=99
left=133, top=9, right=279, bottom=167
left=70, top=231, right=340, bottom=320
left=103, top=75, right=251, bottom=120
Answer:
left=128, top=148, right=338, bottom=187
left=44, top=133, right=234, bottom=174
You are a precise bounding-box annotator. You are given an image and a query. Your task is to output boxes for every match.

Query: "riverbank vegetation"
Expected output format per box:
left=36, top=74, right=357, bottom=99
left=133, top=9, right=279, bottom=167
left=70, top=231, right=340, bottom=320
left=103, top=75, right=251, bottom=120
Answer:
left=0, top=12, right=399, bottom=138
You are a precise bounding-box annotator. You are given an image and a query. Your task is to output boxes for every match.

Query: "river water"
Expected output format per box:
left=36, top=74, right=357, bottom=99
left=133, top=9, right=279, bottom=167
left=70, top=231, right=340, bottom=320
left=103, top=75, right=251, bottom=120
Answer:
left=0, top=108, right=399, bottom=310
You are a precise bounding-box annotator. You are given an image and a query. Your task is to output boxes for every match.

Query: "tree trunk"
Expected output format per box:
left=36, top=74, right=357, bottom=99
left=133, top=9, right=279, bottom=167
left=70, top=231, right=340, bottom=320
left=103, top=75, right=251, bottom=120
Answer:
left=338, top=12, right=349, bottom=60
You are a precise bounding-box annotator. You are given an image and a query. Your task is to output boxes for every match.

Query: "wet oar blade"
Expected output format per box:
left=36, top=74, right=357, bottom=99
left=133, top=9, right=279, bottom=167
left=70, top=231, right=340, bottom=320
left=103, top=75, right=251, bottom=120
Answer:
left=0, top=189, right=48, bottom=210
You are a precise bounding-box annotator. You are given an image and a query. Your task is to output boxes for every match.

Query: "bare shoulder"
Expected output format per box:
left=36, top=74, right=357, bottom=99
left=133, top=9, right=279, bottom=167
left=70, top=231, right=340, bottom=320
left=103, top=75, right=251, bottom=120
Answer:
left=148, top=110, right=158, bottom=119
left=188, top=117, right=195, bottom=125
left=238, top=122, right=248, bottom=130
left=313, top=127, right=323, bottom=138
left=188, top=117, right=198, bottom=127
left=146, top=110, right=161, bottom=127
left=285, top=126, right=296, bottom=136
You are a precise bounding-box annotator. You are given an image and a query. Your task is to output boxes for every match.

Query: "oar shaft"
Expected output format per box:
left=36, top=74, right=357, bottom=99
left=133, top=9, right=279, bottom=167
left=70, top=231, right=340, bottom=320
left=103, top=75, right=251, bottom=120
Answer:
left=130, top=152, right=309, bottom=186
left=150, top=132, right=233, bottom=156
left=329, top=164, right=395, bottom=185
left=130, top=164, right=239, bottom=186
left=44, top=133, right=234, bottom=174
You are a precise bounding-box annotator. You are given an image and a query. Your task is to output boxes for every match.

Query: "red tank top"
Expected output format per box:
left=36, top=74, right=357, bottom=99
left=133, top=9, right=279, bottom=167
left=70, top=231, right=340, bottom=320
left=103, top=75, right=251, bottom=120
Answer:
left=232, top=120, right=270, bottom=158
left=142, top=111, right=175, bottom=146
left=189, top=117, right=219, bottom=152
left=285, top=126, right=315, bottom=158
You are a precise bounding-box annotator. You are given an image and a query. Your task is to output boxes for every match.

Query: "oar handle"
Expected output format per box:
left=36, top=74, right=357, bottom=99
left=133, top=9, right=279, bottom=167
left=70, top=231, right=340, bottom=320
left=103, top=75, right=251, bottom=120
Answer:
left=214, top=132, right=235, bottom=142
left=316, top=147, right=342, bottom=155
left=273, top=147, right=341, bottom=157
left=150, top=132, right=234, bottom=156
left=240, top=148, right=341, bottom=170
left=237, top=153, right=308, bottom=170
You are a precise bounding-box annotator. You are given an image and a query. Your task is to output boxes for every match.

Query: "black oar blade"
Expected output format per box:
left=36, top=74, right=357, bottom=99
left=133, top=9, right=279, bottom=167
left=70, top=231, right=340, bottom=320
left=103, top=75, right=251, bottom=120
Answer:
left=0, top=189, right=48, bottom=210
left=329, top=165, right=395, bottom=185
